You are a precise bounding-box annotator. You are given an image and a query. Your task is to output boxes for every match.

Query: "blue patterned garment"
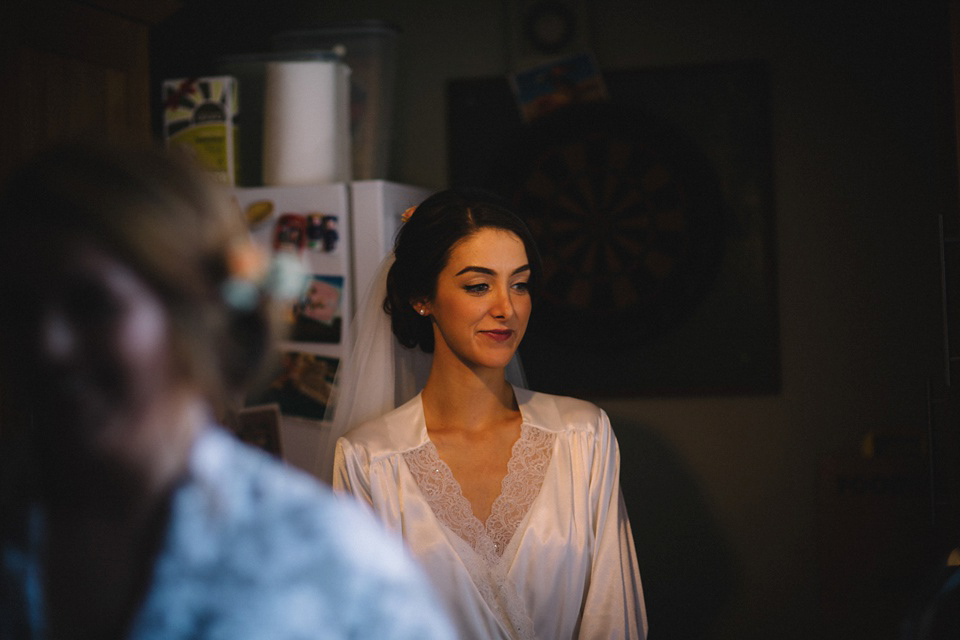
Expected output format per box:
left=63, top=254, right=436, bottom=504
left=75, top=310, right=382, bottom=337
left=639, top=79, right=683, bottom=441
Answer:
left=1, top=427, right=455, bottom=639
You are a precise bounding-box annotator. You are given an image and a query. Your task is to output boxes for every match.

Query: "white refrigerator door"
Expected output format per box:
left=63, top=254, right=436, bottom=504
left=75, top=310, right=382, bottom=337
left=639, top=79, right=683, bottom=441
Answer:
left=349, top=180, right=433, bottom=308
left=231, top=182, right=431, bottom=479
left=234, top=184, right=351, bottom=477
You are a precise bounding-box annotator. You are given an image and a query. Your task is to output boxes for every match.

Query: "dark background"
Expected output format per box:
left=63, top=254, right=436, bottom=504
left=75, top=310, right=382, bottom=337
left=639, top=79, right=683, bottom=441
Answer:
left=52, top=0, right=960, bottom=638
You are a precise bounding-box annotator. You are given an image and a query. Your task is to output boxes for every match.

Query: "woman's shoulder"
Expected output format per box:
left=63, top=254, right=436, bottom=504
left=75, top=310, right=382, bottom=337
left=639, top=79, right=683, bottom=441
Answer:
left=152, top=428, right=457, bottom=639
left=515, top=386, right=607, bottom=435
left=180, top=427, right=416, bottom=568
left=174, top=427, right=378, bottom=558
left=188, top=426, right=338, bottom=516
left=339, top=394, right=426, bottom=457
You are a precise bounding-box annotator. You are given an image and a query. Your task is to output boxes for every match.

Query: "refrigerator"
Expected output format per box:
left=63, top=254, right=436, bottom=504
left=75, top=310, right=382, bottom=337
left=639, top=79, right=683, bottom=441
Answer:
left=233, top=180, right=432, bottom=478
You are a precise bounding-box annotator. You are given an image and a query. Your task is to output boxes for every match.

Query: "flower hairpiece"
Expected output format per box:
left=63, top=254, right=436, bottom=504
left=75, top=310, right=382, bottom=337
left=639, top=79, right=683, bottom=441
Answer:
left=401, top=205, right=417, bottom=224
left=221, top=241, right=268, bottom=311
left=227, top=240, right=269, bottom=283
left=221, top=240, right=304, bottom=311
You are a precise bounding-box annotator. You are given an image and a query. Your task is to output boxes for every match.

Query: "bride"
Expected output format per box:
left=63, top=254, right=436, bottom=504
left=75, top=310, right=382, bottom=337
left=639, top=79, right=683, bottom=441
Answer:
left=328, top=188, right=647, bottom=639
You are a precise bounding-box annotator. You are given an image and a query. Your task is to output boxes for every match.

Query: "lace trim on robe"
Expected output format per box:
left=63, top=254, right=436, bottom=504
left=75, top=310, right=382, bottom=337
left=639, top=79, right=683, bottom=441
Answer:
left=403, top=424, right=556, bottom=640
left=403, top=423, right=555, bottom=559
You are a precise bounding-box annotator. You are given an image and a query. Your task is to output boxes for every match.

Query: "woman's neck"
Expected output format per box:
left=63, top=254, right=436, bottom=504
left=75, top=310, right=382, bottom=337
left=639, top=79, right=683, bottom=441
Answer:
left=421, top=354, right=517, bottom=433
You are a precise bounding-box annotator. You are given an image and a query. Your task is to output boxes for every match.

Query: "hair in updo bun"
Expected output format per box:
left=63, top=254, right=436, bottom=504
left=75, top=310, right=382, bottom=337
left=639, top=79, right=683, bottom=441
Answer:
left=384, top=187, right=542, bottom=353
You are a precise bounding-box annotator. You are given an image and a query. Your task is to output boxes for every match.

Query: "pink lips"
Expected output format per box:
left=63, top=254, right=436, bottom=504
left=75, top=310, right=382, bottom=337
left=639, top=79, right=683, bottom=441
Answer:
left=481, top=329, right=514, bottom=343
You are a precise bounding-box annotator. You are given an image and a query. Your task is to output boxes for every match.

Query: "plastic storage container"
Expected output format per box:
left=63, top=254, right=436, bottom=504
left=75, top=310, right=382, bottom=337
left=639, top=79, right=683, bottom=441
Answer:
left=216, top=51, right=349, bottom=187
left=272, top=21, right=400, bottom=181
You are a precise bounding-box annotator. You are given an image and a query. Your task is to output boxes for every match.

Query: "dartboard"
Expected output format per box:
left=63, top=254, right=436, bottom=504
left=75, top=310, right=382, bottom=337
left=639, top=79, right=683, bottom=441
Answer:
left=489, top=103, right=727, bottom=350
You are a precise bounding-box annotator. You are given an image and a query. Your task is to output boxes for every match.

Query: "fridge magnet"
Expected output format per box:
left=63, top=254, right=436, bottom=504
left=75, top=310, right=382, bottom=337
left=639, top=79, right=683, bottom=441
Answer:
left=273, top=213, right=306, bottom=252
left=305, top=213, right=340, bottom=253
left=306, top=214, right=325, bottom=251
left=320, top=215, right=340, bottom=253
left=244, top=199, right=274, bottom=228
left=246, top=351, right=339, bottom=420
left=289, top=274, right=344, bottom=343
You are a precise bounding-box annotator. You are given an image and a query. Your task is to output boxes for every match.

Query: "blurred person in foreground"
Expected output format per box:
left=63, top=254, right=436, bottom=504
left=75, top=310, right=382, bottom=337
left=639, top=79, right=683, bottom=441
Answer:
left=0, top=142, right=456, bottom=639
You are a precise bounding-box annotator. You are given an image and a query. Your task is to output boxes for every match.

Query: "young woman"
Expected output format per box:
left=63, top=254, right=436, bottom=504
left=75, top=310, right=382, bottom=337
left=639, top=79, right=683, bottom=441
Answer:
left=0, top=142, right=454, bottom=639
left=330, top=188, right=647, bottom=639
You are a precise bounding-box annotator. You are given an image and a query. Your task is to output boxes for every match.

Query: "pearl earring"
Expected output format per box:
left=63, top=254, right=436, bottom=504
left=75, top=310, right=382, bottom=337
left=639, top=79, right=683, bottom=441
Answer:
left=418, top=308, right=426, bottom=316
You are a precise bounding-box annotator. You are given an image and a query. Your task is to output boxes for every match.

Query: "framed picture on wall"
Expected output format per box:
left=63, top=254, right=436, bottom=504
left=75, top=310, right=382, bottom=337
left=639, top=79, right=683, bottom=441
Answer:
left=449, top=60, right=779, bottom=397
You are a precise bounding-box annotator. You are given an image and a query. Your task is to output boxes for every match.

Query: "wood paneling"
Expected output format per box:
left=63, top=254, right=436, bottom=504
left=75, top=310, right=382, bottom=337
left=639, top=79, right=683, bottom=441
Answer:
left=0, top=0, right=179, bottom=181
left=0, top=0, right=180, bottom=435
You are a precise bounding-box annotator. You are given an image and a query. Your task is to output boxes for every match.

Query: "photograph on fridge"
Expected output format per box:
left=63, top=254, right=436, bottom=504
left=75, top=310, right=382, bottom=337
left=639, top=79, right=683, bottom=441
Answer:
left=246, top=351, right=339, bottom=421
left=229, top=403, right=283, bottom=458
left=287, top=274, right=344, bottom=343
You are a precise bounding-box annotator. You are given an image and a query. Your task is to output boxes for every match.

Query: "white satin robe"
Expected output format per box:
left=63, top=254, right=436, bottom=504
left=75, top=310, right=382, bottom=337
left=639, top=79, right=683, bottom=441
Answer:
left=333, top=386, right=647, bottom=639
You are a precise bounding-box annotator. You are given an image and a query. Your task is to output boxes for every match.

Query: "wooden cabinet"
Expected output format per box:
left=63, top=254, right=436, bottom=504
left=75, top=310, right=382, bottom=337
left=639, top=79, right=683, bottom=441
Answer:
left=0, top=0, right=180, bottom=435
left=0, top=0, right=180, bottom=182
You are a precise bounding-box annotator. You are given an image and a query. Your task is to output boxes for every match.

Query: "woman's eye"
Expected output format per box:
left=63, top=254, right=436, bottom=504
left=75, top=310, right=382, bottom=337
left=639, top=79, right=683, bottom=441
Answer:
left=464, top=283, right=489, bottom=294
left=512, top=281, right=530, bottom=293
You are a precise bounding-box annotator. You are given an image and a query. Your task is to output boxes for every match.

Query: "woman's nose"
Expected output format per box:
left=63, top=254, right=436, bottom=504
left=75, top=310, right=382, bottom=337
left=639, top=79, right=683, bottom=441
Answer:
left=490, top=285, right=514, bottom=319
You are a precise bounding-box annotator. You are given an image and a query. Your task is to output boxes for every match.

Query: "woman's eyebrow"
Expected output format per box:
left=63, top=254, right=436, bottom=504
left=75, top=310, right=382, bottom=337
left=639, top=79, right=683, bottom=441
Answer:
left=455, top=264, right=531, bottom=277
